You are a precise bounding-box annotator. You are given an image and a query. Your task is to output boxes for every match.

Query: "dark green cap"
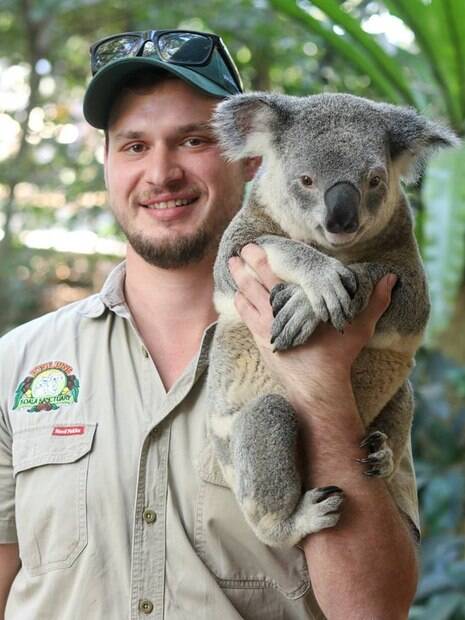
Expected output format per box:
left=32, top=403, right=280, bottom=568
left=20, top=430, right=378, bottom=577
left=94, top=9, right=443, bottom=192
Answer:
left=83, top=46, right=241, bottom=129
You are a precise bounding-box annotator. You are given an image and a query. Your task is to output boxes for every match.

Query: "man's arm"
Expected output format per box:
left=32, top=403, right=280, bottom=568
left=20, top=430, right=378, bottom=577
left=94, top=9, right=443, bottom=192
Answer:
left=0, top=543, right=19, bottom=617
left=296, top=392, right=417, bottom=618
left=228, top=244, right=418, bottom=619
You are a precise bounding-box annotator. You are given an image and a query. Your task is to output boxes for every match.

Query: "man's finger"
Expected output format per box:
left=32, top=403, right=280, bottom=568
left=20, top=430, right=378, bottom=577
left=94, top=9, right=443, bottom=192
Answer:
left=240, top=244, right=282, bottom=292
left=234, top=291, right=259, bottom=323
left=229, top=256, right=273, bottom=317
left=234, top=292, right=272, bottom=346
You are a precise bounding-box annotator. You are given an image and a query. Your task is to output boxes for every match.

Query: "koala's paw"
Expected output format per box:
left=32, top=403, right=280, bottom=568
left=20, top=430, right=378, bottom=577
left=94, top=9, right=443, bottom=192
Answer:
left=345, top=269, right=376, bottom=318
left=358, top=431, right=394, bottom=478
left=295, top=486, right=344, bottom=535
left=305, top=260, right=358, bottom=331
left=269, top=283, right=319, bottom=351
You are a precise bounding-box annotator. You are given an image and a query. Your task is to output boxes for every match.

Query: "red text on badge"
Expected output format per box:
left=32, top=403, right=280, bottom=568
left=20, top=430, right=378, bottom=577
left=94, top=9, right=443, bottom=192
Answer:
left=52, top=425, right=85, bottom=436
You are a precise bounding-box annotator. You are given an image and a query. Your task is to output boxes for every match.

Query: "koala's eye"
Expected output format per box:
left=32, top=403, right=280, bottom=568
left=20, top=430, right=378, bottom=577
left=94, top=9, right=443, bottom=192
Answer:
left=300, top=175, right=313, bottom=187
left=369, top=175, right=381, bottom=188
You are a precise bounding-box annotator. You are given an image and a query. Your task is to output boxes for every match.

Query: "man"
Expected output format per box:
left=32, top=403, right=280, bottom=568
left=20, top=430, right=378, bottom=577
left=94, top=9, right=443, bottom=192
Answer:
left=0, top=30, right=418, bottom=619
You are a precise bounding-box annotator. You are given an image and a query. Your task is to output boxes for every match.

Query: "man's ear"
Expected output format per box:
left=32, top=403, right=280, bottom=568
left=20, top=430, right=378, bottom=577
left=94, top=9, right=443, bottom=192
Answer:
left=212, top=92, right=291, bottom=160
left=383, top=104, right=460, bottom=182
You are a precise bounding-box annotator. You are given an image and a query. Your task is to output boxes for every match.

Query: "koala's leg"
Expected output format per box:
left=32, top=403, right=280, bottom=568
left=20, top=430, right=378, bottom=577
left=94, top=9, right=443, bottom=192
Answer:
left=255, top=235, right=358, bottom=338
left=348, top=260, right=429, bottom=340
left=357, top=381, right=414, bottom=479
left=351, top=346, right=414, bottom=427
left=229, top=393, right=344, bottom=548
left=213, top=208, right=285, bottom=299
left=208, top=320, right=343, bottom=547
left=208, top=319, right=285, bottom=479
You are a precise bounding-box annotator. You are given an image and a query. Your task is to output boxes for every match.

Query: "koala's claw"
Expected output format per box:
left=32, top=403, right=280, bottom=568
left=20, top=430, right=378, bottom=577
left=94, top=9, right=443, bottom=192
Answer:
left=270, top=283, right=319, bottom=351
left=360, top=430, right=387, bottom=451
left=271, top=318, right=317, bottom=351
left=270, top=282, right=291, bottom=317
left=315, top=485, right=344, bottom=503
left=304, top=262, right=358, bottom=330
left=358, top=431, right=394, bottom=478
left=270, top=283, right=287, bottom=314
left=339, top=269, right=358, bottom=298
left=295, top=486, right=344, bottom=535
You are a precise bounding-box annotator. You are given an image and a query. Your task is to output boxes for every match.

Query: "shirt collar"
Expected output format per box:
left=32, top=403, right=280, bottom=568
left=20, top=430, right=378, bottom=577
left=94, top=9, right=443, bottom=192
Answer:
left=78, top=262, right=218, bottom=366
left=98, top=260, right=128, bottom=312
left=78, top=261, right=128, bottom=319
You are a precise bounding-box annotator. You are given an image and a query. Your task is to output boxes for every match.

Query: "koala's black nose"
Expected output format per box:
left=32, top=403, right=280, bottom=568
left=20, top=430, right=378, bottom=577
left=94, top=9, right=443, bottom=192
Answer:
left=324, top=182, right=360, bottom=234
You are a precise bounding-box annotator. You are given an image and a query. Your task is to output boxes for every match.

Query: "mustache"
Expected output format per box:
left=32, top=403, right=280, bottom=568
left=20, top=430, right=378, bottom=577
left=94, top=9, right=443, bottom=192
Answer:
left=135, top=185, right=201, bottom=202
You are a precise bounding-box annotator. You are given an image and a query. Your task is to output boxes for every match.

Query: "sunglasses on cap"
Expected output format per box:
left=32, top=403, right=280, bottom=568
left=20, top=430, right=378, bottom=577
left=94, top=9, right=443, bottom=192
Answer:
left=89, top=29, right=243, bottom=94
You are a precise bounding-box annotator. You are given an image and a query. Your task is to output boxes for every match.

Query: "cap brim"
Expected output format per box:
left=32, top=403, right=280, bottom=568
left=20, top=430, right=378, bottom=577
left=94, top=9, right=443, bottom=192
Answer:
left=83, top=56, right=233, bottom=129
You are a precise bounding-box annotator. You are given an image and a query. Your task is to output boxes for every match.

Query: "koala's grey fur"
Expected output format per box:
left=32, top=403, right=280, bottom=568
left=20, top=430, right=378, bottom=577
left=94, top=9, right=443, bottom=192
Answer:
left=206, top=92, right=457, bottom=548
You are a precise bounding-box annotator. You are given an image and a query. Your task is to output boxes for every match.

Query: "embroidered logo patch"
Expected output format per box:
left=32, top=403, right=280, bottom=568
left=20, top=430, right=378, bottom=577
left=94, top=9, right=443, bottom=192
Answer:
left=13, top=361, right=80, bottom=413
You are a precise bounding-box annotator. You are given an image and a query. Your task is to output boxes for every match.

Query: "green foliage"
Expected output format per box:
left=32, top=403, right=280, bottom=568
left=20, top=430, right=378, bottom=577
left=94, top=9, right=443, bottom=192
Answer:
left=411, top=351, right=465, bottom=618
left=383, top=0, right=465, bottom=128
left=270, top=0, right=416, bottom=104
left=422, top=147, right=465, bottom=341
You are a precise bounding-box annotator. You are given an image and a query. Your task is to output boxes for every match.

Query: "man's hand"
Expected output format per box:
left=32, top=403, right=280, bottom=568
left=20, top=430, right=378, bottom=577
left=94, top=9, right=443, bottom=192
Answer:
left=228, top=243, right=396, bottom=412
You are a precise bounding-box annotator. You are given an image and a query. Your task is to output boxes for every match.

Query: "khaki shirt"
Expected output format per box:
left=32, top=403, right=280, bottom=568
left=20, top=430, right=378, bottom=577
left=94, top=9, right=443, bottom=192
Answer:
left=0, top=262, right=419, bottom=620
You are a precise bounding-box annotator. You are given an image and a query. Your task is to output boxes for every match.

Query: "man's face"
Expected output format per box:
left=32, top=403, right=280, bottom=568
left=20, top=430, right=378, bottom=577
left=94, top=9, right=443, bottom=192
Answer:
left=104, top=79, right=251, bottom=269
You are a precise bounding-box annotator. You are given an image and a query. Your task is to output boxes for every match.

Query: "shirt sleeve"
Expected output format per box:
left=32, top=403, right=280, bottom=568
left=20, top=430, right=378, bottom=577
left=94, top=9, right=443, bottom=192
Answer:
left=387, top=436, right=420, bottom=542
left=0, top=404, right=17, bottom=543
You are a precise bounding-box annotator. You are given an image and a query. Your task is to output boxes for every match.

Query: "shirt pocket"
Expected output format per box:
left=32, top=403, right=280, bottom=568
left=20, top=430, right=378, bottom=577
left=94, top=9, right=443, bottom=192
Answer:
left=194, top=440, right=310, bottom=601
left=12, top=423, right=96, bottom=576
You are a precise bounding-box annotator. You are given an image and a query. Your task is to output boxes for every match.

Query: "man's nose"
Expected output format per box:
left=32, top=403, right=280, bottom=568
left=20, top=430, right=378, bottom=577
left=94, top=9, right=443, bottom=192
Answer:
left=144, top=144, right=184, bottom=187
left=324, top=182, right=360, bottom=234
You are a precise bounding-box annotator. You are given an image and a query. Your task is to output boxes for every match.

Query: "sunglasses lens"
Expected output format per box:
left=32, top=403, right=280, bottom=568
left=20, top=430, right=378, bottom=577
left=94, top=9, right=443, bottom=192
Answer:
left=157, top=32, right=212, bottom=64
left=94, top=35, right=141, bottom=72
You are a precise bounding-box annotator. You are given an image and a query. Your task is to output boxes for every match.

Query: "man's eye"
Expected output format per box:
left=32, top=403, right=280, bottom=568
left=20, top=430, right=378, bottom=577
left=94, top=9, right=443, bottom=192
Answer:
left=126, top=143, right=145, bottom=153
left=184, top=137, right=207, bottom=147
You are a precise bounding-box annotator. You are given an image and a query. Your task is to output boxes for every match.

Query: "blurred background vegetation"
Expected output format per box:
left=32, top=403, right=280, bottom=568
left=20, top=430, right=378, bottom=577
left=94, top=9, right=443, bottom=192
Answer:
left=0, top=0, right=464, bottom=616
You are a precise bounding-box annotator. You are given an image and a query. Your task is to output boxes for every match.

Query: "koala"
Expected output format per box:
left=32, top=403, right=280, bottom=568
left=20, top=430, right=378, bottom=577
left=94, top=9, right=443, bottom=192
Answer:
left=206, top=92, right=457, bottom=548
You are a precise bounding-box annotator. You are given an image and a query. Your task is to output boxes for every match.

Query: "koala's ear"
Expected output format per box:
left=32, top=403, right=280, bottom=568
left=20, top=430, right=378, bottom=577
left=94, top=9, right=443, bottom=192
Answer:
left=212, top=92, right=289, bottom=160
left=384, top=104, right=460, bottom=182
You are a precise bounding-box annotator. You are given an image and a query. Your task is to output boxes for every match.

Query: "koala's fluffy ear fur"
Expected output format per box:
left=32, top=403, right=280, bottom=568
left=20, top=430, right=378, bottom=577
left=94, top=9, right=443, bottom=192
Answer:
left=212, top=93, right=290, bottom=160
left=384, top=104, right=460, bottom=182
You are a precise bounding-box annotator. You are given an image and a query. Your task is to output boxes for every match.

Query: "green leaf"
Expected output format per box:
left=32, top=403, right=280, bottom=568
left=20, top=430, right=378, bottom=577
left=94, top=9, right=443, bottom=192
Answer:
left=422, top=146, right=465, bottom=342
left=12, top=380, right=25, bottom=410
left=383, top=0, right=463, bottom=130
left=444, top=0, right=465, bottom=122
left=299, top=0, right=417, bottom=106
left=268, top=0, right=405, bottom=103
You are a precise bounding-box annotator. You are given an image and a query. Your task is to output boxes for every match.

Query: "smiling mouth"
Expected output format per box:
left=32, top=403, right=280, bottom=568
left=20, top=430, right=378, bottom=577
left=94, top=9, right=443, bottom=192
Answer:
left=141, top=196, right=198, bottom=210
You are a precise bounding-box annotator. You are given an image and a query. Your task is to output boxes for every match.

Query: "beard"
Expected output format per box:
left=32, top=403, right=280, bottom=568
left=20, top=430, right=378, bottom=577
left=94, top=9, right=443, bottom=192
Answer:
left=126, top=223, right=217, bottom=269
left=117, top=188, right=245, bottom=269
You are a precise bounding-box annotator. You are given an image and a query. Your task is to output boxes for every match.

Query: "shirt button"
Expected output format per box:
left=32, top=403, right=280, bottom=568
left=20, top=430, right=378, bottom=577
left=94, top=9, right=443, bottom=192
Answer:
left=139, top=599, right=154, bottom=614
left=143, top=508, right=157, bottom=524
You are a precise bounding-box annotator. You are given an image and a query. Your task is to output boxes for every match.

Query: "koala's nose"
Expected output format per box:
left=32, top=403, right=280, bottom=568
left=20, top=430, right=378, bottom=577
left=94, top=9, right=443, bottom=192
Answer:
left=324, top=182, right=360, bottom=234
